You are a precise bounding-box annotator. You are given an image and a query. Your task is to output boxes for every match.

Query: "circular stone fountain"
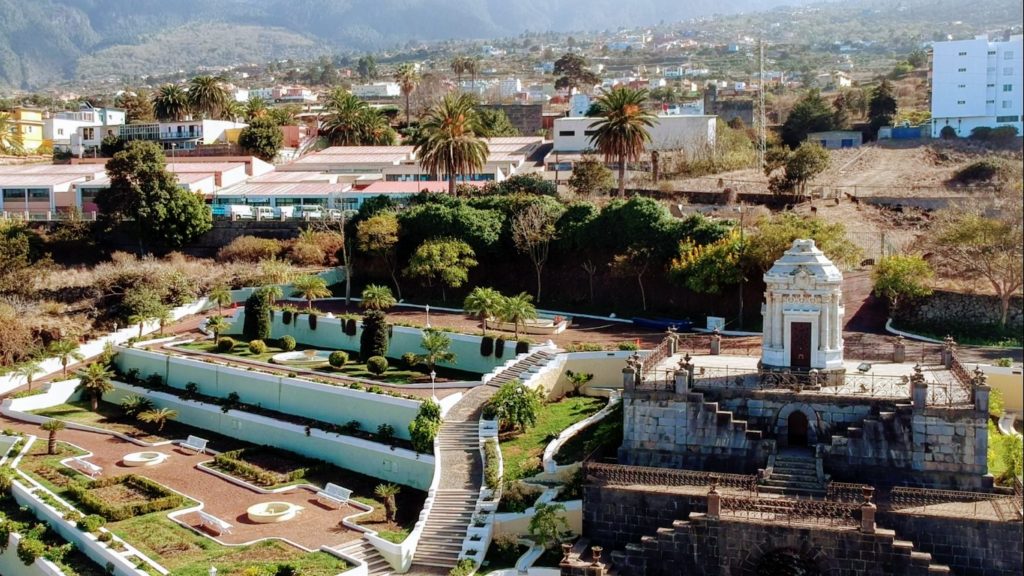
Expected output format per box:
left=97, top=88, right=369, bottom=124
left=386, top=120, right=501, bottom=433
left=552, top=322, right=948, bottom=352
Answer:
left=121, top=451, right=168, bottom=467
left=246, top=502, right=303, bottom=523
left=269, top=349, right=331, bottom=369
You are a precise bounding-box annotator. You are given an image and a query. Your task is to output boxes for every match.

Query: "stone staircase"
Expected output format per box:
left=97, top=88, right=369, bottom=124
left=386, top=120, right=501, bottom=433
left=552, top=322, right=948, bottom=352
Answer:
left=334, top=538, right=392, bottom=575
left=486, top=348, right=558, bottom=388
left=412, top=488, right=479, bottom=568
left=759, top=450, right=825, bottom=497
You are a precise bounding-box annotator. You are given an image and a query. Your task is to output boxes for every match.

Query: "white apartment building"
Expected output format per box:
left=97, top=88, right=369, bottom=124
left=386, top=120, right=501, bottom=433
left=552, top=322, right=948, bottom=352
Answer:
left=350, top=83, right=401, bottom=99
left=930, top=35, right=1023, bottom=138
left=499, top=78, right=523, bottom=99
left=44, top=107, right=126, bottom=149
left=552, top=115, right=717, bottom=156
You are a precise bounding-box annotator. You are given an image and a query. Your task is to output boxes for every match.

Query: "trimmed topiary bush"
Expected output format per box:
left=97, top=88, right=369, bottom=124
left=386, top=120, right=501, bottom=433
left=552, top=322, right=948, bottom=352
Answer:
left=282, top=310, right=293, bottom=325
left=359, top=310, right=390, bottom=360
left=495, top=338, right=506, bottom=359
left=366, top=355, right=389, bottom=375
left=217, top=337, right=236, bottom=352
left=242, top=287, right=273, bottom=341
left=515, top=341, right=529, bottom=355
left=402, top=352, right=418, bottom=369
left=279, top=335, right=296, bottom=351
left=308, top=313, right=318, bottom=330
left=329, top=351, right=349, bottom=368
left=481, top=336, right=494, bottom=357
left=345, top=317, right=358, bottom=336
left=78, top=514, right=106, bottom=533
left=248, top=339, right=267, bottom=355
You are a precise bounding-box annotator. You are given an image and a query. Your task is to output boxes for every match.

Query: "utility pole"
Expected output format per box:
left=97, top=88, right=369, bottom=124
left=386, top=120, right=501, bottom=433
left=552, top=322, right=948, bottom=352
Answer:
left=756, top=39, right=768, bottom=171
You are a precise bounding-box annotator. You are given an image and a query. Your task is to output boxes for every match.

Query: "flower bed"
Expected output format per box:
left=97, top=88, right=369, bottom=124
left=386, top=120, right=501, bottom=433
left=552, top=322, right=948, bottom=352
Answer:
left=65, top=475, right=185, bottom=521
left=211, top=446, right=318, bottom=487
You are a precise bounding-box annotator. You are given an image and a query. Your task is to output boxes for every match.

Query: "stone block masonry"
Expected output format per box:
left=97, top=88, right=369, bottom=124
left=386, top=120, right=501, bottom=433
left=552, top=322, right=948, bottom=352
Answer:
left=581, top=484, right=705, bottom=554
left=896, top=290, right=1024, bottom=332
left=880, top=511, right=1023, bottom=576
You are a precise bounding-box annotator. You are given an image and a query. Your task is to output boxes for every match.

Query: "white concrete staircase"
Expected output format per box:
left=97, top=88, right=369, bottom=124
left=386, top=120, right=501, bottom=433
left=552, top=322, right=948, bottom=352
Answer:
left=486, top=349, right=558, bottom=388
left=334, top=538, right=392, bottom=575
left=411, top=488, right=479, bottom=568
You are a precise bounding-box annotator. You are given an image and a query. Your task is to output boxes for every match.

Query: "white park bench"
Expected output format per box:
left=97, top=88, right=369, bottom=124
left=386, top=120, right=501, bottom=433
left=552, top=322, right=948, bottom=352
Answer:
left=72, top=456, right=102, bottom=478
left=198, top=510, right=233, bottom=535
left=180, top=435, right=209, bottom=454
left=316, top=483, right=352, bottom=507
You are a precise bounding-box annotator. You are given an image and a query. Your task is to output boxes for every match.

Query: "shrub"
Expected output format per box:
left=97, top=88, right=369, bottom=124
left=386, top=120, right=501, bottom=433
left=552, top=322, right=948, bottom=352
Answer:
left=183, top=382, right=200, bottom=399
left=367, top=356, right=389, bottom=375
left=484, top=440, right=500, bottom=489
left=409, top=416, right=440, bottom=453
left=282, top=310, right=293, bottom=325
left=248, top=339, right=267, bottom=355
left=279, top=335, right=296, bottom=351
left=242, top=287, right=273, bottom=341
left=217, top=337, right=236, bottom=352
left=499, top=481, right=542, bottom=513
left=480, top=336, right=494, bottom=357
left=359, top=310, right=389, bottom=360
left=340, top=419, right=362, bottom=434
left=401, top=352, right=419, bottom=369
left=617, top=341, right=639, bottom=351
left=145, top=373, right=164, bottom=388
left=64, top=475, right=184, bottom=521
left=286, top=241, right=326, bottom=266
left=449, top=558, right=476, bottom=576
left=78, top=514, right=106, bottom=533
left=344, top=317, right=358, bottom=336
left=486, top=379, right=542, bottom=433
left=995, top=358, right=1013, bottom=368
left=939, top=125, right=958, bottom=139
left=515, top=341, right=529, bottom=355
left=329, top=351, right=348, bottom=368
left=952, top=160, right=1001, bottom=184
left=17, top=537, right=46, bottom=566
left=97, top=531, right=113, bottom=543
left=223, top=391, right=241, bottom=413
left=217, top=236, right=282, bottom=262
left=308, top=313, right=317, bottom=330
left=495, top=338, right=506, bottom=359
left=377, top=423, right=395, bottom=442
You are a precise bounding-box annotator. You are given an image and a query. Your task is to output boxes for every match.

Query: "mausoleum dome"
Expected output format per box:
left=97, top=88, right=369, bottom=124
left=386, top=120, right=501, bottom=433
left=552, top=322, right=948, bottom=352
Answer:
left=763, top=239, right=842, bottom=287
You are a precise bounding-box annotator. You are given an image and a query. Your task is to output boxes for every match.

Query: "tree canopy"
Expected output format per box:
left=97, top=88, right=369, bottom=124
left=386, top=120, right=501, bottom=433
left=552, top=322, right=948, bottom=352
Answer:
left=238, top=117, right=283, bottom=161
left=780, top=89, right=834, bottom=148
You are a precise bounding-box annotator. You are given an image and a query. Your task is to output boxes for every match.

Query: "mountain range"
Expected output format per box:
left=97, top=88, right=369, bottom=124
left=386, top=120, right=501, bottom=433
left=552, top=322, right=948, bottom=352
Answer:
left=0, top=0, right=814, bottom=90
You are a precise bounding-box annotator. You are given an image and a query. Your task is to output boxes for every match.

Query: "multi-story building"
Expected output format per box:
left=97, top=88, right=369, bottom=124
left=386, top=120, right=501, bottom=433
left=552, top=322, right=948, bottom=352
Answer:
left=552, top=114, right=716, bottom=156
left=350, top=83, right=401, bottom=99
left=499, top=78, right=522, bottom=100
left=930, top=34, right=1023, bottom=138
left=8, top=107, right=45, bottom=152
left=44, top=106, right=126, bottom=150
left=70, top=120, right=247, bottom=157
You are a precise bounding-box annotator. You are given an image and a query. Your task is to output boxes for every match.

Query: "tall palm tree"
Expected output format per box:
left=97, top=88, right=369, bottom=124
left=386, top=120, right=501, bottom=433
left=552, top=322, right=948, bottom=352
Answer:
left=321, top=89, right=396, bottom=146
left=291, top=275, right=332, bottom=309
left=222, top=99, right=245, bottom=122
left=361, top=285, right=397, bottom=311
left=156, top=306, right=172, bottom=335
left=463, top=287, right=503, bottom=335
left=188, top=75, right=230, bottom=120
left=465, top=57, right=482, bottom=93
left=77, top=362, right=114, bottom=411
left=499, top=293, right=537, bottom=340
left=209, top=284, right=233, bottom=312
left=589, top=86, right=656, bottom=196
left=40, top=420, right=65, bottom=455
left=49, top=339, right=83, bottom=378
left=244, top=96, right=269, bottom=121
left=374, top=483, right=401, bottom=523
left=450, top=56, right=469, bottom=90
left=415, top=329, right=456, bottom=372
left=0, top=112, right=25, bottom=155
left=394, top=63, right=420, bottom=127
left=206, top=315, right=229, bottom=341
left=414, top=93, right=489, bottom=196
left=15, top=361, right=44, bottom=391
left=138, top=407, right=178, bottom=432
left=152, top=84, right=190, bottom=122
left=128, top=312, right=152, bottom=339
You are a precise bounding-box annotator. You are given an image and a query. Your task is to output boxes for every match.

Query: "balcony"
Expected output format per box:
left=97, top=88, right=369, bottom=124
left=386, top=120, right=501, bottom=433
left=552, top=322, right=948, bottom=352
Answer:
left=160, top=130, right=203, bottom=140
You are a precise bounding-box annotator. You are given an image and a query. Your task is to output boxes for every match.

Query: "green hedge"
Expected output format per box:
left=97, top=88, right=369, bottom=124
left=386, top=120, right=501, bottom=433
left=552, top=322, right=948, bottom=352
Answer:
left=64, top=475, right=184, bottom=521
left=484, top=440, right=500, bottom=489
left=212, top=446, right=318, bottom=487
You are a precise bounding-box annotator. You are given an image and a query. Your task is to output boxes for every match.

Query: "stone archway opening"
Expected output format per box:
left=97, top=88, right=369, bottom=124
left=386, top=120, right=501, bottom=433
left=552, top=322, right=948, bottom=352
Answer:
left=787, top=411, right=809, bottom=447
left=756, top=549, right=821, bottom=576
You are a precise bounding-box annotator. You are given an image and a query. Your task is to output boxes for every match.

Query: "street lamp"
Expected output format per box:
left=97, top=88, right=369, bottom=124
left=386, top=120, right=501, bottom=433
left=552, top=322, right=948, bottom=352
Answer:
left=171, top=142, right=177, bottom=160
left=209, top=567, right=217, bottom=576
left=430, top=370, right=437, bottom=401
left=425, top=304, right=431, bottom=329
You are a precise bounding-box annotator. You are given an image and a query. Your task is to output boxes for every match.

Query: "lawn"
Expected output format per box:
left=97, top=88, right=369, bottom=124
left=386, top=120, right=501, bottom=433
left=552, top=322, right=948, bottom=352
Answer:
left=32, top=400, right=250, bottom=451
left=553, top=403, right=623, bottom=465
left=499, top=396, right=605, bottom=483
left=179, top=339, right=482, bottom=385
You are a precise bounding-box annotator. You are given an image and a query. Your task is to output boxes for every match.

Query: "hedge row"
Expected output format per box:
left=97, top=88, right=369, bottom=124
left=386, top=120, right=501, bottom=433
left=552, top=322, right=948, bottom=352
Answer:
left=65, top=475, right=184, bottom=521
left=213, top=447, right=315, bottom=487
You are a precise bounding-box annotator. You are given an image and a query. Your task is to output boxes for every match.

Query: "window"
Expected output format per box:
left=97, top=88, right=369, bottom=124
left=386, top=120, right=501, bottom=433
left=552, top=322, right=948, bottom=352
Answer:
left=988, top=83, right=995, bottom=87
left=2, top=188, right=26, bottom=200
left=958, top=84, right=966, bottom=88
left=988, top=50, right=997, bottom=55
left=996, top=115, right=1019, bottom=122
left=558, top=130, right=575, bottom=137
left=987, top=99, right=995, bottom=104
left=958, top=51, right=968, bottom=56
left=29, top=189, right=49, bottom=200
left=957, top=100, right=966, bottom=105
left=584, top=129, right=597, bottom=136
left=57, top=128, right=64, bottom=136
left=1003, top=84, right=1013, bottom=92
left=83, top=127, right=94, bottom=140
left=957, top=67, right=967, bottom=72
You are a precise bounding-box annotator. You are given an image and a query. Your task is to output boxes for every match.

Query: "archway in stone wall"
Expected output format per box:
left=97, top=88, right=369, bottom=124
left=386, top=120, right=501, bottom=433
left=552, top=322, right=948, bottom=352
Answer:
left=740, top=545, right=835, bottom=576
left=775, top=403, right=820, bottom=448
left=756, top=549, right=821, bottom=576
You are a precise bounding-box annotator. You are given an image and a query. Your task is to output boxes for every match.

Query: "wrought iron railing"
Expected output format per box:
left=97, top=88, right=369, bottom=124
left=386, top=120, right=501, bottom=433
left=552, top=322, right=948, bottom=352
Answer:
left=844, top=345, right=894, bottom=362
left=826, top=482, right=870, bottom=503
left=890, top=486, right=1022, bottom=521
left=583, top=461, right=758, bottom=494
left=639, top=336, right=673, bottom=378
left=720, top=495, right=860, bottom=527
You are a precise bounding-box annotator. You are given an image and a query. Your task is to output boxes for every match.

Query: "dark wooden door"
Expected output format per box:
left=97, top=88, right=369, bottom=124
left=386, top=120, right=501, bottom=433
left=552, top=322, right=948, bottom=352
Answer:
left=788, top=411, right=809, bottom=446
left=790, top=322, right=812, bottom=368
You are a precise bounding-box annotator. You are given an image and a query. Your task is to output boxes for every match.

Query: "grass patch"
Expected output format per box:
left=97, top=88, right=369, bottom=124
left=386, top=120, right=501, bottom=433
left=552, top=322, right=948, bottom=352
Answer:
left=553, top=403, right=623, bottom=465
left=179, top=339, right=481, bottom=385
left=892, top=320, right=1023, bottom=348
left=500, top=396, right=605, bottom=483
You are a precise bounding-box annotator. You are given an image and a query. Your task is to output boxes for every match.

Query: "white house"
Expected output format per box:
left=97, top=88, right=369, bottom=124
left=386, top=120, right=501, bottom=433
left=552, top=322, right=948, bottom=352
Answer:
left=70, top=119, right=246, bottom=156
left=44, top=107, right=125, bottom=150
left=499, top=78, right=523, bottom=99
left=552, top=115, right=716, bottom=156
left=930, top=34, right=1023, bottom=138
left=351, top=83, right=401, bottom=99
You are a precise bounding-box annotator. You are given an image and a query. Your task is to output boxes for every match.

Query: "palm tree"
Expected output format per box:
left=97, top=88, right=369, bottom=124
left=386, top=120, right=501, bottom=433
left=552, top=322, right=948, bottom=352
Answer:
left=49, top=339, right=83, bottom=378
left=321, top=89, right=396, bottom=146
left=153, top=84, right=190, bottom=122
left=77, top=362, right=114, bottom=411
left=394, top=63, right=420, bottom=127
left=120, top=394, right=154, bottom=417
left=589, top=86, right=656, bottom=196
left=244, top=96, right=269, bottom=121
left=450, top=56, right=469, bottom=90
left=415, top=329, right=456, bottom=372
left=374, top=483, right=401, bottom=523
left=499, top=293, right=537, bottom=339
left=155, top=306, right=172, bottom=335
left=188, top=75, right=230, bottom=119
left=291, top=275, right=332, bottom=309
left=414, top=93, right=489, bottom=196
left=463, top=287, right=503, bottom=335
left=138, top=407, right=178, bottom=432
left=128, top=313, right=151, bottom=339
left=361, top=285, right=397, bottom=311
left=465, top=57, right=482, bottom=93
left=223, top=99, right=245, bottom=122
left=15, top=361, right=44, bottom=391
left=40, top=420, right=65, bottom=455
left=205, top=315, right=229, bottom=341
left=209, top=284, right=233, bottom=312
left=0, top=112, right=25, bottom=155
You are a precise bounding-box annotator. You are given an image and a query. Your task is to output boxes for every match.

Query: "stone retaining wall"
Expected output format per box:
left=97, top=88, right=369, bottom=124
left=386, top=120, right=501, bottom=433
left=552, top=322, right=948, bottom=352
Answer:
left=896, top=290, right=1024, bottom=332
left=581, top=484, right=705, bottom=553
left=879, top=511, right=1023, bottom=576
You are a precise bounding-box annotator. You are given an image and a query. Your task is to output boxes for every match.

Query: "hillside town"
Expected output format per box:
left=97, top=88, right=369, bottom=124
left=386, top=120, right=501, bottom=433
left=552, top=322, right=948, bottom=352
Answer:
left=0, top=1, right=1021, bottom=576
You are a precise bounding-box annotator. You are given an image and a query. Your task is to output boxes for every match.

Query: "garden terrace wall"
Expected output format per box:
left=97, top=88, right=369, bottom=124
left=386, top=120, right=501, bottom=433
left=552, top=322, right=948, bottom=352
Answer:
left=114, top=347, right=420, bottom=441
left=104, top=383, right=435, bottom=490
left=0, top=532, right=69, bottom=576
left=229, top=309, right=518, bottom=375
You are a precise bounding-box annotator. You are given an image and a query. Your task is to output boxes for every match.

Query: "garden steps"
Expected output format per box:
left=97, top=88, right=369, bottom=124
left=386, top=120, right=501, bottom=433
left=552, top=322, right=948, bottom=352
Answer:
left=334, top=538, right=392, bottom=575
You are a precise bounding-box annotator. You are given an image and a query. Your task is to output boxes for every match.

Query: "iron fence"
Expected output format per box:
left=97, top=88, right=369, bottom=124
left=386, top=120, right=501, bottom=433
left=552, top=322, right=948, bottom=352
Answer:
left=583, top=461, right=758, bottom=494
left=890, top=486, right=1022, bottom=522
left=720, top=495, right=860, bottom=527
left=826, top=482, right=870, bottom=503
left=639, top=336, right=673, bottom=379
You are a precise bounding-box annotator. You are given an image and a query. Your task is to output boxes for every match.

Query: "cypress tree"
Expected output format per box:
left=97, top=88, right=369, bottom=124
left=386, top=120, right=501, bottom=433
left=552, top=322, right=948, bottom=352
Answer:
left=359, top=310, right=390, bottom=360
